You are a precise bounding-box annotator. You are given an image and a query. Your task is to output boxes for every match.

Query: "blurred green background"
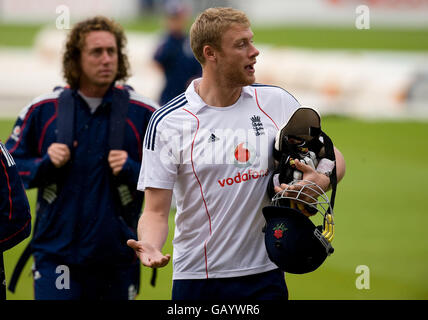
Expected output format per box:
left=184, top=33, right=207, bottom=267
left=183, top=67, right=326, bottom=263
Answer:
left=1, top=21, right=428, bottom=50
left=1, top=16, right=427, bottom=300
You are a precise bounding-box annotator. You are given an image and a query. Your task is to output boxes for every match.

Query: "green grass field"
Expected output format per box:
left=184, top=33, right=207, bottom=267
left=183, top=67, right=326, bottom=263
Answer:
left=1, top=116, right=427, bottom=300
left=1, top=21, right=428, bottom=51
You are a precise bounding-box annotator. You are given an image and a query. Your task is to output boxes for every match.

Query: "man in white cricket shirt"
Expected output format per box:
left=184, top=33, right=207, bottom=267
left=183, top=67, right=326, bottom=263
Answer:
left=128, top=7, right=346, bottom=300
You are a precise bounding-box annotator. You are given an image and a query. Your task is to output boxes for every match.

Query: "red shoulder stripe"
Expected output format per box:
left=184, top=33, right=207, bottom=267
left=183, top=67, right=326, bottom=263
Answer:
left=9, top=98, right=57, bottom=154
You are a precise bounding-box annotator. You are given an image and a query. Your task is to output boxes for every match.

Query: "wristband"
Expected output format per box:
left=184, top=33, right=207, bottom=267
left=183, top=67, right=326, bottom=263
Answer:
left=316, top=158, right=335, bottom=177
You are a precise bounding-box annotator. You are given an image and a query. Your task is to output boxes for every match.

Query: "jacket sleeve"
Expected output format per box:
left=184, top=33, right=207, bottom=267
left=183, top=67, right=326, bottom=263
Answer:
left=118, top=156, right=141, bottom=189
left=5, top=106, right=58, bottom=190
left=119, top=105, right=157, bottom=188
left=0, top=142, right=31, bottom=252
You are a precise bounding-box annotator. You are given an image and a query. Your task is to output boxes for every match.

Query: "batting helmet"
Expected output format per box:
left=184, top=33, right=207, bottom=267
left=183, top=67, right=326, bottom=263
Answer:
left=263, top=181, right=335, bottom=274
left=263, top=106, right=338, bottom=274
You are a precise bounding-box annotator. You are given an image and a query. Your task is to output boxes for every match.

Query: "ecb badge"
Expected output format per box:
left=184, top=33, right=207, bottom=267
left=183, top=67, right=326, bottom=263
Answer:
left=250, top=115, right=265, bottom=136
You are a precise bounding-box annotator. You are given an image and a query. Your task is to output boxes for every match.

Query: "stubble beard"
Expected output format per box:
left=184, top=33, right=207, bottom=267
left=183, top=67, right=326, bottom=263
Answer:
left=222, top=66, right=256, bottom=88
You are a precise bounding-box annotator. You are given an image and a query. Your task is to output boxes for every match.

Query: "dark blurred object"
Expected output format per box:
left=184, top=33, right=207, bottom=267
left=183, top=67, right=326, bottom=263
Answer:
left=139, top=0, right=156, bottom=15
left=0, top=141, right=31, bottom=300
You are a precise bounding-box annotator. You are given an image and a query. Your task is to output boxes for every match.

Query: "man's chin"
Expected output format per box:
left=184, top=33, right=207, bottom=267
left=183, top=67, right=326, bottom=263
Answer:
left=95, top=78, right=115, bottom=87
left=243, top=75, right=256, bottom=87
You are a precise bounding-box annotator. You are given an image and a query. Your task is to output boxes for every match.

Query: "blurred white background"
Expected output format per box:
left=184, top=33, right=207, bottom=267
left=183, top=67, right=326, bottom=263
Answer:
left=0, top=0, right=427, bottom=118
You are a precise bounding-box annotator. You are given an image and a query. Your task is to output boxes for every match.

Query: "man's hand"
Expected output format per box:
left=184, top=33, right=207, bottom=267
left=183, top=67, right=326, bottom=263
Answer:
left=47, top=143, right=71, bottom=168
left=274, top=159, right=330, bottom=217
left=127, top=239, right=171, bottom=268
left=108, top=150, right=128, bottom=176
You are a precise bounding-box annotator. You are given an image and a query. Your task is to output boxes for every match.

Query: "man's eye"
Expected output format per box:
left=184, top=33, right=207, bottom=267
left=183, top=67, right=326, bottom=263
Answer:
left=91, top=48, right=102, bottom=56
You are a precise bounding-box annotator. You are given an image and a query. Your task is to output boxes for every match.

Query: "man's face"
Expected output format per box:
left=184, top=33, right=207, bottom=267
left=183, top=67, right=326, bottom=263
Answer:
left=216, top=24, right=259, bottom=87
left=79, top=31, right=118, bottom=89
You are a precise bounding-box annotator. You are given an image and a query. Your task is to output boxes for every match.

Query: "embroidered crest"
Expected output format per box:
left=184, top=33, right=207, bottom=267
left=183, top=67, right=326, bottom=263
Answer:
left=273, top=223, right=287, bottom=239
left=250, top=115, right=265, bottom=136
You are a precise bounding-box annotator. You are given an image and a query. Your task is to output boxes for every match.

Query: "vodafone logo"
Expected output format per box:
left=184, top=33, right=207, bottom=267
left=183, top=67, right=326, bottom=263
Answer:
left=218, top=168, right=269, bottom=188
left=233, top=142, right=256, bottom=168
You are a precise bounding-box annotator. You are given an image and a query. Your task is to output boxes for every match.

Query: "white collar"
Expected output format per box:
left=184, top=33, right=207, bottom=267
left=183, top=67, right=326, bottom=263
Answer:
left=184, top=78, right=255, bottom=114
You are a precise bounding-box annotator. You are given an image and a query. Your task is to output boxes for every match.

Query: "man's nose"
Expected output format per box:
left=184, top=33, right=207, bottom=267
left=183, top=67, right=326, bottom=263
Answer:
left=250, top=43, right=259, bottom=58
left=101, top=49, right=113, bottom=63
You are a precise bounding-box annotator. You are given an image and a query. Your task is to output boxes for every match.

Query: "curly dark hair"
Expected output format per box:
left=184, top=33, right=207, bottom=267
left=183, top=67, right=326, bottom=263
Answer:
left=62, top=16, right=130, bottom=89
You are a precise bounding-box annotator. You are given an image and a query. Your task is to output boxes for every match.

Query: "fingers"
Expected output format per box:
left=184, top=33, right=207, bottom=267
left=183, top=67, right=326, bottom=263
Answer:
left=126, top=239, right=140, bottom=250
left=127, top=239, right=171, bottom=268
left=280, top=183, right=309, bottom=201
left=108, top=150, right=128, bottom=175
left=47, top=143, right=70, bottom=168
left=274, top=183, right=302, bottom=199
left=293, top=159, right=330, bottom=192
left=108, top=150, right=128, bottom=159
left=292, top=158, right=314, bottom=173
left=275, top=182, right=318, bottom=214
left=144, top=254, right=171, bottom=268
left=274, top=183, right=288, bottom=194
left=273, top=158, right=329, bottom=207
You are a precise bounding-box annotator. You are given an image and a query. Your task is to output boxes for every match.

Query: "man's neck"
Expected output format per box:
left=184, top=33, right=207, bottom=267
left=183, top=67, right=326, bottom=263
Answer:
left=197, top=78, right=242, bottom=107
left=78, top=84, right=111, bottom=98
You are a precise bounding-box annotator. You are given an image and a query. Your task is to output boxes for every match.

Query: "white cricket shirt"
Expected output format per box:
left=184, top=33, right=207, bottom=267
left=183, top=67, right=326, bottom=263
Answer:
left=138, top=79, right=300, bottom=279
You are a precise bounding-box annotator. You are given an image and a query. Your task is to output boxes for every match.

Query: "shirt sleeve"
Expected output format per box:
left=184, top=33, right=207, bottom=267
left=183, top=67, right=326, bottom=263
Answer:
left=138, top=120, right=179, bottom=191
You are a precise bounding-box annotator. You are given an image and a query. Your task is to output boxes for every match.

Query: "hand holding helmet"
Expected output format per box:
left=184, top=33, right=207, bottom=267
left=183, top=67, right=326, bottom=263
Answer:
left=263, top=106, right=338, bottom=274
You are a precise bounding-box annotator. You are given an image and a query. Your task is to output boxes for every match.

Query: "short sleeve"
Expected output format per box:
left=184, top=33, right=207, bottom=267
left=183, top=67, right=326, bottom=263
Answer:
left=280, top=88, right=301, bottom=125
left=137, top=120, right=179, bottom=191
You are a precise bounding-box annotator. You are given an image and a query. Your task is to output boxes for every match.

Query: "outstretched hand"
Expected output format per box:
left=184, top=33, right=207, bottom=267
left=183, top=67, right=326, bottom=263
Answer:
left=127, top=239, right=171, bottom=268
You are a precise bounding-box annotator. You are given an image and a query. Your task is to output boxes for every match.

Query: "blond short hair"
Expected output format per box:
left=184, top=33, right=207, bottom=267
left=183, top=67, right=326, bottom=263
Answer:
left=190, top=7, right=250, bottom=65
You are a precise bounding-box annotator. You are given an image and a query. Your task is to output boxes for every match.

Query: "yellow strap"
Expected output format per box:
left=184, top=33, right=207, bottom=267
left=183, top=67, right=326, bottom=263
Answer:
left=322, top=214, right=335, bottom=242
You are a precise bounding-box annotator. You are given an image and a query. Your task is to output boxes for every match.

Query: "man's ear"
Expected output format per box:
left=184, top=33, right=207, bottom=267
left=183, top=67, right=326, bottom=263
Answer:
left=203, top=44, right=217, bottom=62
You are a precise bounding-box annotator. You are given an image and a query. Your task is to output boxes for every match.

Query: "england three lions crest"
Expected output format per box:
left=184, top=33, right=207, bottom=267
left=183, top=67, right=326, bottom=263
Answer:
left=251, top=115, right=265, bottom=136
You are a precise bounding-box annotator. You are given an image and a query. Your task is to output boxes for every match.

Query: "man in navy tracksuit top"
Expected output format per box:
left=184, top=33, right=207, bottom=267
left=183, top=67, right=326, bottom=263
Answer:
left=5, top=16, right=157, bottom=300
left=153, top=0, right=202, bottom=105
left=1, top=142, right=31, bottom=300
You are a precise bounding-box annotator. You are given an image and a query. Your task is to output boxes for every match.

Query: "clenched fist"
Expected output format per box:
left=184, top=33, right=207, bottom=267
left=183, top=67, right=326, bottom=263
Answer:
left=47, top=143, right=71, bottom=168
left=108, top=150, right=128, bottom=176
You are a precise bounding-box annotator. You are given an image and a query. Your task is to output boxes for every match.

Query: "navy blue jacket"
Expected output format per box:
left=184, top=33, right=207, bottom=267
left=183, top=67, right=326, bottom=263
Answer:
left=154, top=32, right=202, bottom=105
left=5, top=85, right=157, bottom=266
left=0, top=142, right=31, bottom=252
